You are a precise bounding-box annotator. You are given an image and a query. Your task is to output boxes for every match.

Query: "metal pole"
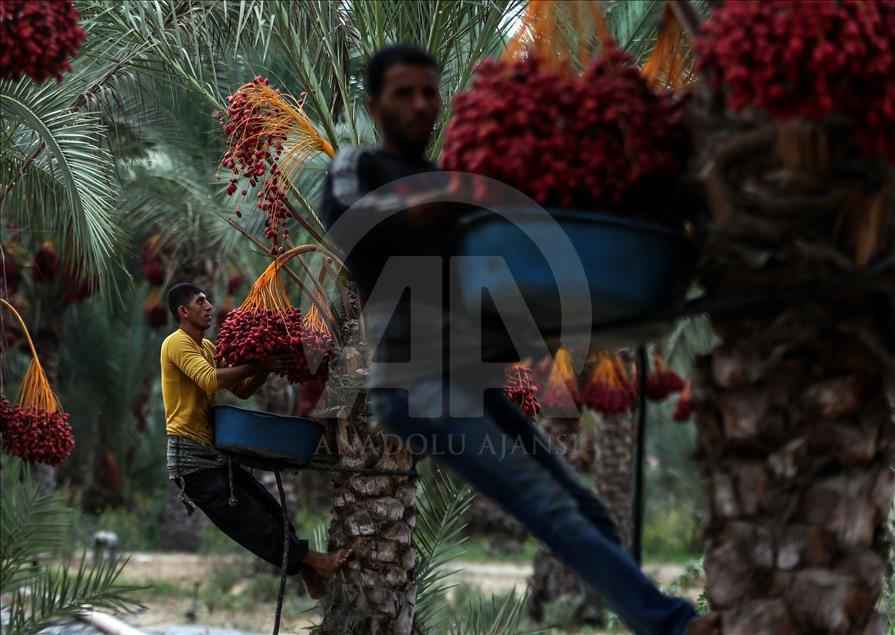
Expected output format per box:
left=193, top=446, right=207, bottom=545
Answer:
left=273, top=471, right=290, bottom=635
left=632, top=346, right=649, bottom=565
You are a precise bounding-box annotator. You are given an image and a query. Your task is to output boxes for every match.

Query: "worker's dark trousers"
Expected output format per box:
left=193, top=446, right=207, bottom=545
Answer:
left=369, top=374, right=698, bottom=635
left=180, top=464, right=309, bottom=574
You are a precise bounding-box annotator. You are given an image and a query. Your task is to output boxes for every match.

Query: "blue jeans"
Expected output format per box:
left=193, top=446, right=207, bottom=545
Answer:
left=369, top=378, right=697, bottom=635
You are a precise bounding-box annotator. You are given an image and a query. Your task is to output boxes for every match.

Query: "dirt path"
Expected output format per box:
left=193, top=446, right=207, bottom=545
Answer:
left=113, top=553, right=691, bottom=634
left=118, top=553, right=687, bottom=591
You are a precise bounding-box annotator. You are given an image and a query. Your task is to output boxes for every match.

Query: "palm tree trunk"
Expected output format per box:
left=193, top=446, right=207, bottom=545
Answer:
left=694, top=306, right=894, bottom=634
left=462, top=496, right=527, bottom=552
left=527, top=412, right=635, bottom=626
left=592, top=411, right=636, bottom=550
left=317, top=318, right=420, bottom=635
left=691, top=112, right=895, bottom=633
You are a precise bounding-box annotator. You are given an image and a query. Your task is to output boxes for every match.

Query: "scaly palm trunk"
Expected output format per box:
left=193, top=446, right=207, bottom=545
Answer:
left=691, top=110, right=895, bottom=633
left=527, top=411, right=635, bottom=625
left=462, top=495, right=527, bottom=552
left=318, top=318, right=420, bottom=635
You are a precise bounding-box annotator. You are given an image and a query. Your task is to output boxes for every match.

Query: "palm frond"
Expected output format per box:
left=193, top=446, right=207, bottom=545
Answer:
left=1, top=459, right=143, bottom=632
left=0, top=463, right=72, bottom=593
left=122, top=155, right=232, bottom=256
left=5, top=553, right=145, bottom=635
left=662, top=311, right=719, bottom=374
left=0, top=82, right=123, bottom=291
left=83, top=0, right=270, bottom=110
left=448, top=588, right=537, bottom=635
left=603, top=0, right=666, bottom=63
left=413, top=462, right=476, bottom=633
left=267, top=0, right=356, bottom=150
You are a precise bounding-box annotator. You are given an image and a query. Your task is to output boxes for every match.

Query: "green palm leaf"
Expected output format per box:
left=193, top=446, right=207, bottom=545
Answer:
left=1, top=82, right=123, bottom=290
left=448, top=589, right=537, bottom=635
left=1, top=462, right=143, bottom=634
left=5, top=553, right=144, bottom=635
left=413, top=462, right=476, bottom=633
left=0, top=465, right=72, bottom=593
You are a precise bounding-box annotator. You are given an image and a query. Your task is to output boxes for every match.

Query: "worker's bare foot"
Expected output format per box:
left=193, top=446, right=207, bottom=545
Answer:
left=687, top=613, right=721, bottom=635
left=301, top=539, right=366, bottom=580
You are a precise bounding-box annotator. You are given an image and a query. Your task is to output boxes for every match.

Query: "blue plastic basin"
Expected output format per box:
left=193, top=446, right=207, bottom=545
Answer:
left=450, top=209, right=696, bottom=353
left=212, top=405, right=324, bottom=465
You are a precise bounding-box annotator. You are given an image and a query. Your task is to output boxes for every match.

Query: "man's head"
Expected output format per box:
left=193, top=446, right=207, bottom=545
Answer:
left=167, top=283, right=213, bottom=331
left=366, top=44, right=441, bottom=156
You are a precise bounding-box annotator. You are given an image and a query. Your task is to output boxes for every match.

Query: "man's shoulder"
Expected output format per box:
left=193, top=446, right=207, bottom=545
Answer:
left=330, top=146, right=375, bottom=179
left=161, top=329, right=183, bottom=348
left=161, top=329, right=192, bottom=354
left=325, top=147, right=377, bottom=225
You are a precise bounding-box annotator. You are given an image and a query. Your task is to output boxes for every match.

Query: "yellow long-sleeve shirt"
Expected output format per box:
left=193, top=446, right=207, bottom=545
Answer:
left=160, top=329, right=265, bottom=446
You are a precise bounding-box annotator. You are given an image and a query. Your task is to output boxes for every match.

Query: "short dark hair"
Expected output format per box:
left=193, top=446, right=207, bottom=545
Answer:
left=365, top=44, right=439, bottom=97
left=167, top=283, right=203, bottom=322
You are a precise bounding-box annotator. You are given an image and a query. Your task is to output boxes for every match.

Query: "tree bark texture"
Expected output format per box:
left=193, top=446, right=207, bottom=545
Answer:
left=691, top=108, right=895, bottom=634
left=527, top=412, right=635, bottom=625
left=316, top=319, right=420, bottom=635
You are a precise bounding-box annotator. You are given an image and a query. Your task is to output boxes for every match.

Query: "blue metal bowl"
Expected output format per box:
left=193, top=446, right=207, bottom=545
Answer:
left=212, top=405, right=324, bottom=466
left=450, top=209, right=696, bottom=354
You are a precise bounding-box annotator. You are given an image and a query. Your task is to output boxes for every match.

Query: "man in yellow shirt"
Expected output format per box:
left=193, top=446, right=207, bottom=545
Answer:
left=161, top=283, right=350, bottom=597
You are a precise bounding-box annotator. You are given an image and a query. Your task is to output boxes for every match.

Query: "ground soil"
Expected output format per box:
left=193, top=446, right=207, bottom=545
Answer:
left=106, top=553, right=693, bottom=634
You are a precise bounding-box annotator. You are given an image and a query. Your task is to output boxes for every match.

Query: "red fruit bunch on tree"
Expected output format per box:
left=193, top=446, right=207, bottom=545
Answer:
left=672, top=380, right=696, bottom=422
left=295, top=301, right=336, bottom=387
left=60, top=259, right=95, bottom=306
left=31, top=241, right=60, bottom=283
left=0, top=0, right=87, bottom=83
left=568, top=40, right=687, bottom=212
left=143, top=291, right=168, bottom=329
left=22, top=241, right=94, bottom=305
left=504, top=362, right=541, bottom=421
left=218, top=249, right=339, bottom=385
left=215, top=307, right=303, bottom=376
left=140, top=235, right=169, bottom=286
left=442, top=55, right=579, bottom=208
left=442, top=43, right=687, bottom=216
left=696, top=0, right=895, bottom=163
left=293, top=322, right=333, bottom=384
left=644, top=347, right=685, bottom=402
left=98, top=451, right=120, bottom=492
left=534, top=348, right=581, bottom=416
left=61, top=276, right=93, bottom=306
left=216, top=77, right=334, bottom=254
left=0, top=300, right=76, bottom=467
left=1, top=251, right=21, bottom=294
left=1, top=405, right=75, bottom=466
left=0, top=394, right=14, bottom=430
left=289, top=306, right=335, bottom=413
left=582, top=353, right=636, bottom=418
left=227, top=273, right=246, bottom=295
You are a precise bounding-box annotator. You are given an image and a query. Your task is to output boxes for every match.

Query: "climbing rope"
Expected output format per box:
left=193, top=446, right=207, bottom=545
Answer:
left=273, top=471, right=289, bottom=635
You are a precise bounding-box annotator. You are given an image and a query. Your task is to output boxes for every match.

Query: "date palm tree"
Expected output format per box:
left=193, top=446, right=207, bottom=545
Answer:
left=526, top=349, right=642, bottom=627
left=666, top=3, right=895, bottom=632
left=66, top=1, right=522, bottom=631
left=689, top=88, right=895, bottom=635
